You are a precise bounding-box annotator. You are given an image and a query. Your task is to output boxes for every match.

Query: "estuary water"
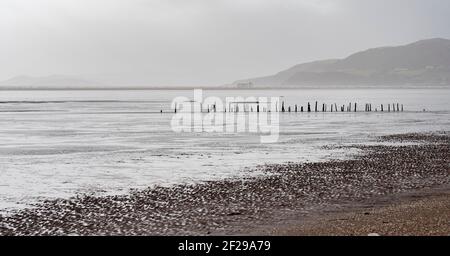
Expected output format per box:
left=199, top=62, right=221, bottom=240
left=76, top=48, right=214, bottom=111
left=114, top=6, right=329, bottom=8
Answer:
left=0, top=88, right=449, bottom=212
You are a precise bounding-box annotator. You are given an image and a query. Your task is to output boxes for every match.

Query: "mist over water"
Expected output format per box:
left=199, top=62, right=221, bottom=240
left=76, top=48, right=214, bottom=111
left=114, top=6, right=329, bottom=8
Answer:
left=0, top=88, right=449, bottom=212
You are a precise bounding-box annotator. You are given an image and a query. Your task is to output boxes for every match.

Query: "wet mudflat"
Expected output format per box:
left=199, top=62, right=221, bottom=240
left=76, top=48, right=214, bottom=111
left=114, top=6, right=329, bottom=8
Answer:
left=0, top=132, right=449, bottom=236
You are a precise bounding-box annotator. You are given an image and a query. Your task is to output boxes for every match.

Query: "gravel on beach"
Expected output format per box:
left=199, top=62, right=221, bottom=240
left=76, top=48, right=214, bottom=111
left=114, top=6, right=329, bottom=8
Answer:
left=272, top=189, right=450, bottom=236
left=0, top=132, right=449, bottom=236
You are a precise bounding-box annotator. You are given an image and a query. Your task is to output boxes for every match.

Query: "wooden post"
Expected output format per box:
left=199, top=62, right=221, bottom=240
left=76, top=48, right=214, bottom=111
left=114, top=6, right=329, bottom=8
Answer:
left=301, top=106, right=304, bottom=112
left=354, top=103, right=357, bottom=112
left=295, top=104, right=298, bottom=112
left=381, top=104, right=383, bottom=112
left=322, top=103, right=325, bottom=112
left=308, top=102, right=311, bottom=112
left=315, top=101, right=318, bottom=112
left=388, top=104, right=390, bottom=112
left=282, top=101, right=285, bottom=112
left=288, top=106, right=291, bottom=112
left=401, top=104, right=404, bottom=112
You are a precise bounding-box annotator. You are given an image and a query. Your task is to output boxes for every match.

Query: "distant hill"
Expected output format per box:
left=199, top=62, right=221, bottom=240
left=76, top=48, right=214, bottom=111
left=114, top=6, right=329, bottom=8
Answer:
left=0, top=75, right=106, bottom=89
left=232, top=38, right=450, bottom=88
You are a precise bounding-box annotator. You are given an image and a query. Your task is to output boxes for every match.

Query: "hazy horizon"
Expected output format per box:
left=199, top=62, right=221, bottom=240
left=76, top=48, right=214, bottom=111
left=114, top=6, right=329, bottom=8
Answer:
left=2, top=0, right=450, bottom=87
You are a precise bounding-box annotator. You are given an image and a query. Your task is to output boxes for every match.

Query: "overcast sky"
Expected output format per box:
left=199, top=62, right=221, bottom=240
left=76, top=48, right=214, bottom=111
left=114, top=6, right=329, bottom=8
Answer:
left=1, top=0, right=450, bottom=86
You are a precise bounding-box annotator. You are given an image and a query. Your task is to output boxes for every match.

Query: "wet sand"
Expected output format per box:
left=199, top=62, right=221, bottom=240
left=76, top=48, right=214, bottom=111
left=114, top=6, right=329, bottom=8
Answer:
left=265, top=186, right=450, bottom=236
left=0, top=132, right=449, bottom=236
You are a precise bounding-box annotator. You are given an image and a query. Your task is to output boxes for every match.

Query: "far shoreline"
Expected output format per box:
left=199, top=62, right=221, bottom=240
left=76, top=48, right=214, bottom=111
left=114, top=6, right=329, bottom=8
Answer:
left=0, top=85, right=450, bottom=91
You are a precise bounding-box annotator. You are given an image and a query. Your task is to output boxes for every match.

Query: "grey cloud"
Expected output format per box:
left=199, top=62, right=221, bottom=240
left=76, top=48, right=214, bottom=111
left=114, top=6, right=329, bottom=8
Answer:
left=1, top=0, right=449, bottom=86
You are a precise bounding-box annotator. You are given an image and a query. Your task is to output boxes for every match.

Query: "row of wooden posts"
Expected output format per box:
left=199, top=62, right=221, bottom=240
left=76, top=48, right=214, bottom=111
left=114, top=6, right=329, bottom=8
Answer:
left=168, top=101, right=405, bottom=113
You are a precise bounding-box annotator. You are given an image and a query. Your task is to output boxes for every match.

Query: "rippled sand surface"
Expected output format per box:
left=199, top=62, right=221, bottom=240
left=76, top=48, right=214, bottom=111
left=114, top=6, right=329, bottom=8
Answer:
left=0, top=89, right=449, bottom=212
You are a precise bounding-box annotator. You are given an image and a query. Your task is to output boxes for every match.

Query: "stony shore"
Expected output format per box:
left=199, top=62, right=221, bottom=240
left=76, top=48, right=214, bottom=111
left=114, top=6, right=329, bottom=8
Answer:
left=0, top=132, right=449, bottom=236
left=271, top=188, right=450, bottom=236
